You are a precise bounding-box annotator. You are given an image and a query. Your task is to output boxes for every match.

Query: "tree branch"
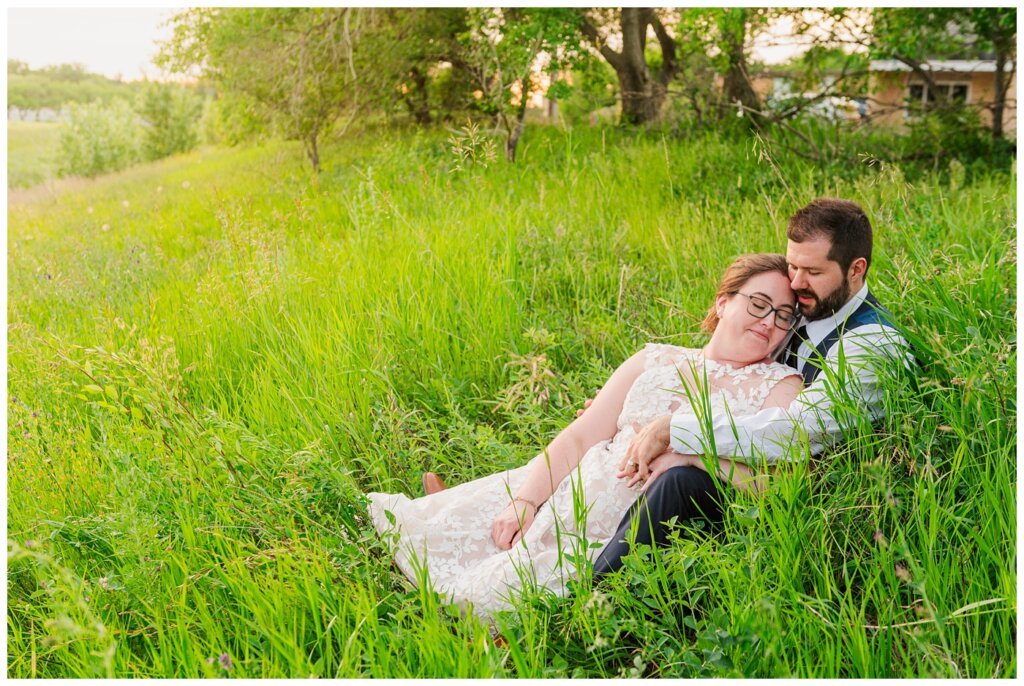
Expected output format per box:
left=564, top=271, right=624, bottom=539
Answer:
left=649, top=11, right=679, bottom=86
left=579, top=14, right=624, bottom=71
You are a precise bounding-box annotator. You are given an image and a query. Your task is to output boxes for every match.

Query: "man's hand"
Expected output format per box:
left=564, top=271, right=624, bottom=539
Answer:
left=576, top=388, right=601, bottom=418
left=491, top=501, right=537, bottom=550
left=617, top=415, right=672, bottom=480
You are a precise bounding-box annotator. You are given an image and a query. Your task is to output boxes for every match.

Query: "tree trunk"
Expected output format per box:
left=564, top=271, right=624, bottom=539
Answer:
left=991, top=51, right=1007, bottom=141
left=403, top=67, right=431, bottom=126
left=720, top=9, right=762, bottom=127
left=580, top=8, right=678, bottom=126
left=306, top=133, right=320, bottom=173
left=505, top=76, right=531, bottom=162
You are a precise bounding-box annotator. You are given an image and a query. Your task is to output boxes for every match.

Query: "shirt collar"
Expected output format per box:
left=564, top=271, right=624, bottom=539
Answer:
left=802, top=282, right=870, bottom=344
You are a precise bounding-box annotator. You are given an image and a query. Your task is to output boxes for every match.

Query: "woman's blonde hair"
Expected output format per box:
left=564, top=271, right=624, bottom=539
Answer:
left=701, top=253, right=790, bottom=333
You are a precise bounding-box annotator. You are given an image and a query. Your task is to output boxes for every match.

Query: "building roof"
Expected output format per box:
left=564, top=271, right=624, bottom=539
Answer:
left=870, top=59, right=1013, bottom=74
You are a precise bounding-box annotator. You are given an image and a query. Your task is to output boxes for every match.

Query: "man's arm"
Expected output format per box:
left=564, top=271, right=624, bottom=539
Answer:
left=670, top=327, right=910, bottom=463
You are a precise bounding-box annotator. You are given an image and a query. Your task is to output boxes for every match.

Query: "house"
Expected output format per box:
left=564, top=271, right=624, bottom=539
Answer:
left=749, top=70, right=863, bottom=121
left=868, top=59, right=1016, bottom=135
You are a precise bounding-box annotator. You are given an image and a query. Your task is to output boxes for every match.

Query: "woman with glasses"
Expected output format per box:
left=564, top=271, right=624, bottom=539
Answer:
left=367, top=253, right=802, bottom=615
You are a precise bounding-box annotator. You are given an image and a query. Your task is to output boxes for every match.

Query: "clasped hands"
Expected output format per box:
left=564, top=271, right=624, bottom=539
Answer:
left=617, top=415, right=699, bottom=492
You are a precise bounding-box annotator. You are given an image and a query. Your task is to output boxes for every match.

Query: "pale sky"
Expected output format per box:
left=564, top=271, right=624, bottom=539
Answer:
left=7, top=8, right=180, bottom=82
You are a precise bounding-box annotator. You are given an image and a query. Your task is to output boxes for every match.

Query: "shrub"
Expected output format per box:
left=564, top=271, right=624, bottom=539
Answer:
left=57, top=99, right=142, bottom=177
left=198, top=92, right=269, bottom=146
left=136, top=83, right=203, bottom=161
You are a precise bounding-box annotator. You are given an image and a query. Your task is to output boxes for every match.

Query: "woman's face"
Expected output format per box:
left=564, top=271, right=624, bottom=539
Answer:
left=714, top=271, right=797, bottom=363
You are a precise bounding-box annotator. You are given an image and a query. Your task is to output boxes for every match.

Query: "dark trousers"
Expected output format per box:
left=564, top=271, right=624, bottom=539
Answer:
left=592, top=466, right=724, bottom=578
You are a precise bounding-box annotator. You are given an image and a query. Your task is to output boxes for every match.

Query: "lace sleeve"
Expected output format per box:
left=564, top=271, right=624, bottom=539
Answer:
left=764, top=361, right=802, bottom=385
left=642, top=343, right=695, bottom=371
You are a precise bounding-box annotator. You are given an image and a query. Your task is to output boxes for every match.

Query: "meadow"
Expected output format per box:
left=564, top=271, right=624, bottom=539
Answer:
left=6, top=123, right=1016, bottom=677
left=7, top=121, right=61, bottom=189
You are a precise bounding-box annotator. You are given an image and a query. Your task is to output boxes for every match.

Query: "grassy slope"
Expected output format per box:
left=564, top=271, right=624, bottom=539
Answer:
left=7, top=121, right=62, bottom=189
left=7, top=126, right=1016, bottom=677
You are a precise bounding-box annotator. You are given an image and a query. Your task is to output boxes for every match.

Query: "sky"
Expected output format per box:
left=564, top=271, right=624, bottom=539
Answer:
left=7, top=8, right=180, bottom=82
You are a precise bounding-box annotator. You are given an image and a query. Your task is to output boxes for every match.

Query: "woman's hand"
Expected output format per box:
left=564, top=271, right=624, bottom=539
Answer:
left=621, top=450, right=700, bottom=491
left=575, top=388, right=602, bottom=418
left=491, top=500, right=537, bottom=550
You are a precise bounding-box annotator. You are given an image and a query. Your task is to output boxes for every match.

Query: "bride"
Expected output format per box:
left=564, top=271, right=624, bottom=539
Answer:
left=367, top=253, right=802, bottom=614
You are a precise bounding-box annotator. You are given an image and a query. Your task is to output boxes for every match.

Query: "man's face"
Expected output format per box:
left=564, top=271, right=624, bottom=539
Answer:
left=786, top=237, right=851, bottom=320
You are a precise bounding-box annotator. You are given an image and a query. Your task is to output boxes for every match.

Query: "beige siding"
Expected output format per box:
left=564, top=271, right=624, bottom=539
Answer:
left=868, top=69, right=1016, bottom=135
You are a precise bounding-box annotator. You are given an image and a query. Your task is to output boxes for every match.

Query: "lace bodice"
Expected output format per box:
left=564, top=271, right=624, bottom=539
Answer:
left=619, top=343, right=798, bottom=431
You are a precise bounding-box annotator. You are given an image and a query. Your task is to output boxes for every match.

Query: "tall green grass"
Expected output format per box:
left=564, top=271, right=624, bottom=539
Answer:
left=7, top=125, right=1015, bottom=677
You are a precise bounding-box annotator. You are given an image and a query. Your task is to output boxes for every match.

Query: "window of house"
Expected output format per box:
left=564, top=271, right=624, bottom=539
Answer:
left=905, top=81, right=971, bottom=115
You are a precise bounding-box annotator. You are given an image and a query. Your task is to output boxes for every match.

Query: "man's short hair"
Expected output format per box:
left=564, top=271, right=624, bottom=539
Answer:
left=787, top=198, right=873, bottom=274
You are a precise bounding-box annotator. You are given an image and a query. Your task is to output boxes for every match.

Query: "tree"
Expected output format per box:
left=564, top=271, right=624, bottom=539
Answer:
left=578, top=8, right=680, bottom=125
left=355, top=9, right=472, bottom=126
left=460, top=8, right=583, bottom=161
left=159, top=8, right=361, bottom=172
left=136, top=83, right=203, bottom=161
left=964, top=9, right=1016, bottom=141
left=869, top=8, right=1016, bottom=139
left=674, top=9, right=773, bottom=127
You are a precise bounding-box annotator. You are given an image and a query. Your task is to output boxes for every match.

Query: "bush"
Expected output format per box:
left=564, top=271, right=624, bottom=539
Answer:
left=136, top=83, right=203, bottom=161
left=198, top=92, right=269, bottom=146
left=902, top=106, right=1004, bottom=170
left=57, top=99, right=142, bottom=177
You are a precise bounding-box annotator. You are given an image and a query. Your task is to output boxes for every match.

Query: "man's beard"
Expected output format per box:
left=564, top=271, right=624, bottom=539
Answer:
left=796, top=278, right=851, bottom=321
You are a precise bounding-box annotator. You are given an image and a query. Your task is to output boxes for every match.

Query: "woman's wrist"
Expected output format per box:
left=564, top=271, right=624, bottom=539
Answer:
left=512, top=496, right=540, bottom=514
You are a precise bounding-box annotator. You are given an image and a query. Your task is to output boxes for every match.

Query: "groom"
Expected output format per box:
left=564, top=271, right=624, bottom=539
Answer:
left=592, top=197, right=908, bottom=576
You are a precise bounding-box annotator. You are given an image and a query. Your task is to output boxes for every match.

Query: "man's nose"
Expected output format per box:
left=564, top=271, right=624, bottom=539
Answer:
left=790, top=271, right=807, bottom=289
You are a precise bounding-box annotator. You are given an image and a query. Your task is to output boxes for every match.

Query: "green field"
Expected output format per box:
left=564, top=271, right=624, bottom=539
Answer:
left=7, top=125, right=1016, bottom=677
left=7, top=121, right=62, bottom=189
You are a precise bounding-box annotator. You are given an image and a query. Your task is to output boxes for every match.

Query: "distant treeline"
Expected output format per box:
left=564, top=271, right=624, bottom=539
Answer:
left=7, top=61, right=143, bottom=113
left=7, top=61, right=208, bottom=179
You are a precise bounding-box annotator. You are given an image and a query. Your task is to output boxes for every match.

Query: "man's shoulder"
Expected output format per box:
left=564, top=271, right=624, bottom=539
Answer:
left=852, top=290, right=896, bottom=330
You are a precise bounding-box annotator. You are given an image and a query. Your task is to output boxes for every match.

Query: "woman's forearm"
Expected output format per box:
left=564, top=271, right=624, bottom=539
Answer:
left=505, top=349, right=647, bottom=510
left=512, top=419, right=606, bottom=507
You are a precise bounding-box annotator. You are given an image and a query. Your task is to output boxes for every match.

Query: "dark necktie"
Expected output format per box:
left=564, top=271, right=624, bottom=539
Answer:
left=785, top=325, right=808, bottom=370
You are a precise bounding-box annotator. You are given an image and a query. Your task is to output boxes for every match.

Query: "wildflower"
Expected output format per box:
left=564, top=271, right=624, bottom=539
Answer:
left=156, top=186, right=163, bottom=193
left=98, top=576, right=111, bottom=590
left=122, top=201, right=130, bottom=208
left=206, top=657, right=215, bottom=665
left=101, top=224, right=110, bottom=232
left=894, top=563, right=912, bottom=583
left=182, top=180, right=191, bottom=189
left=872, top=530, right=887, bottom=547
left=87, top=206, right=94, bottom=214
left=218, top=653, right=233, bottom=671
left=24, top=539, right=37, bottom=549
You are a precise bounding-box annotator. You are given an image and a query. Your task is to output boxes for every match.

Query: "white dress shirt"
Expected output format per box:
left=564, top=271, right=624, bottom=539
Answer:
left=668, top=283, right=909, bottom=462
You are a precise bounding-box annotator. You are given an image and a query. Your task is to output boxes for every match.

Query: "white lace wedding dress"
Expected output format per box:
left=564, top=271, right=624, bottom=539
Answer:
left=367, top=344, right=798, bottom=615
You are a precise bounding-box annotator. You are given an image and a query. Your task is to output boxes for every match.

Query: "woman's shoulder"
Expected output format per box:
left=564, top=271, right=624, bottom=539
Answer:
left=755, top=359, right=802, bottom=382
left=641, top=343, right=700, bottom=369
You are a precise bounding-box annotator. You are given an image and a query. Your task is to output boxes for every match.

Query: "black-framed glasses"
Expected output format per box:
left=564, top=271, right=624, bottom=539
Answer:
left=736, top=293, right=797, bottom=330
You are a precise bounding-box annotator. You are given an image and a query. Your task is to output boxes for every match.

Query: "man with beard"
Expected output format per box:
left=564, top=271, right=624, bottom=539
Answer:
left=592, top=197, right=908, bottom=576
